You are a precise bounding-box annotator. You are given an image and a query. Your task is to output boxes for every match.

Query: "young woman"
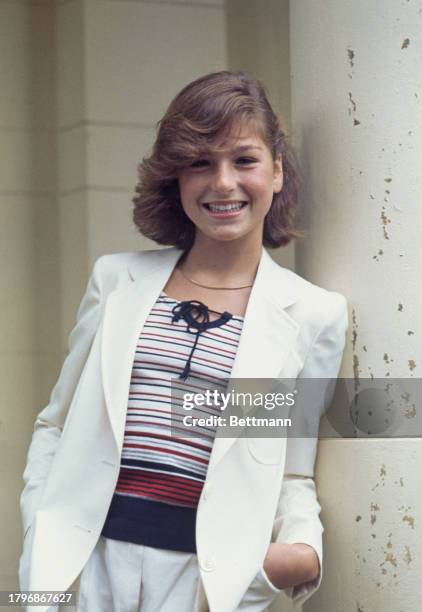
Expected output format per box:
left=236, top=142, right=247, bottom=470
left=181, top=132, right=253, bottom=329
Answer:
left=19, top=71, right=348, bottom=612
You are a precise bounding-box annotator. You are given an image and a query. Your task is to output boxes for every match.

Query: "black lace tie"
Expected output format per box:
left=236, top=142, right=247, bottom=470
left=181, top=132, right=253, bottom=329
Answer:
left=171, top=300, right=232, bottom=380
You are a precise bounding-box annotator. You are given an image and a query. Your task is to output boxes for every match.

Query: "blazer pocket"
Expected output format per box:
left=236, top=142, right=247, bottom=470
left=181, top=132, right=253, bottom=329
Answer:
left=246, top=436, right=284, bottom=465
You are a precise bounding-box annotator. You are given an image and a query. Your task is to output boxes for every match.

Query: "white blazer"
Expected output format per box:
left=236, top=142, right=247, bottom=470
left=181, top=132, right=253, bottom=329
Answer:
left=19, top=246, right=348, bottom=612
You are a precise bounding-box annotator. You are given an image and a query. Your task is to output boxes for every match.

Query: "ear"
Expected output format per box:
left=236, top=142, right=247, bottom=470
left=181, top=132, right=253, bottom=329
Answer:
left=273, top=155, right=283, bottom=194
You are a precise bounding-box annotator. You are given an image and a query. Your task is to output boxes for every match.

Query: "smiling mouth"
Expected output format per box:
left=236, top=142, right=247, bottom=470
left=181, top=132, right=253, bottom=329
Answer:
left=203, top=201, right=248, bottom=212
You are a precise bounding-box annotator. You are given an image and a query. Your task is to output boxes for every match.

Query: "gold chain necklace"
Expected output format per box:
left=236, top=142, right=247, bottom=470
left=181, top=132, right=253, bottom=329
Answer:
left=177, top=265, right=253, bottom=290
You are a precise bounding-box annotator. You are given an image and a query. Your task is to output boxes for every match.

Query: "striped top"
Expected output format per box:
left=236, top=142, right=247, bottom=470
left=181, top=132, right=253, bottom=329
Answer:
left=101, top=291, right=244, bottom=552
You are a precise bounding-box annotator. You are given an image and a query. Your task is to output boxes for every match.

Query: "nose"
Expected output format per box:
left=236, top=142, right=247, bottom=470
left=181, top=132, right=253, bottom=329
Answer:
left=211, top=161, right=237, bottom=194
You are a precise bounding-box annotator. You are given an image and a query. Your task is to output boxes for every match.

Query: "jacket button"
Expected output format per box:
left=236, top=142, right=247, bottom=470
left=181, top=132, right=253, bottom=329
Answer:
left=200, top=556, right=216, bottom=571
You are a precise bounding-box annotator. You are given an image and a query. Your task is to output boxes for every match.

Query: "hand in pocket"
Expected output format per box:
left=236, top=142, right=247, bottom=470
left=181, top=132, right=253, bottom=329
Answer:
left=263, top=543, right=320, bottom=590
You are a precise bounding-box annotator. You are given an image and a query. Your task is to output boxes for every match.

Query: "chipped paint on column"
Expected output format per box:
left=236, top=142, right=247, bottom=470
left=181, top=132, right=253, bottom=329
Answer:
left=287, top=1, right=422, bottom=611
left=312, top=441, right=422, bottom=612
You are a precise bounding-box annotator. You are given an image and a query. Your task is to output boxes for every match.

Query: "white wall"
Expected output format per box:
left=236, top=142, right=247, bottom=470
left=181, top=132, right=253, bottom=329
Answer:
left=0, top=0, right=60, bottom=595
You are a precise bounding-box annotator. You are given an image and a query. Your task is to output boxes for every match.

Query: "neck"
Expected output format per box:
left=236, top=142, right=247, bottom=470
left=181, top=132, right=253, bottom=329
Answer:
left=180, top=232, right=263, bottom=285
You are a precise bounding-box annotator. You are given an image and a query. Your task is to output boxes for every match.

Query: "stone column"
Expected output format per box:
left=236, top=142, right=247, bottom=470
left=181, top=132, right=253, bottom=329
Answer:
left=287, top=1, right=422, bottom=611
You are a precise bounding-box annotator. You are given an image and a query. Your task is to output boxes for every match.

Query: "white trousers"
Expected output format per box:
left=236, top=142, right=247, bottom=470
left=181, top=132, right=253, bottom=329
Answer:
left=56, top=536, right=282, bottom=612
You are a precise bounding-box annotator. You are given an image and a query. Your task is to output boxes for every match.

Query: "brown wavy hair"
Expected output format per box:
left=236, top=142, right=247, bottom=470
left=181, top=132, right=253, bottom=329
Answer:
left=133, top=71, right=303, bottom=249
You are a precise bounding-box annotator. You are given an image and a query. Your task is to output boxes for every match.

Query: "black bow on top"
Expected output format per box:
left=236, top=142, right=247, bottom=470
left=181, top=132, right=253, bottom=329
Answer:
left=171, top=300, right=232, bottom=380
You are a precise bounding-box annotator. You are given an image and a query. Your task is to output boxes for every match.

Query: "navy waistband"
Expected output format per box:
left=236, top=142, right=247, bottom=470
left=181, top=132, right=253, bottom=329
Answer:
left=101, top=494, right=197, bottom=553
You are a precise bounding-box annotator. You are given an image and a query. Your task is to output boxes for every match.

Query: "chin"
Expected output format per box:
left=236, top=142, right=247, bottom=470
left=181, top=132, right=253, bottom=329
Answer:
left=197, top=223, right=258, bottom=244
left=209, top=231, right=246, bottom=243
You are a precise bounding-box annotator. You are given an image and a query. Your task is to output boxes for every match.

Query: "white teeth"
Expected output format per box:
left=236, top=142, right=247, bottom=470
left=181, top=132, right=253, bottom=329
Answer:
left=207, top=202, right=245, bottom=212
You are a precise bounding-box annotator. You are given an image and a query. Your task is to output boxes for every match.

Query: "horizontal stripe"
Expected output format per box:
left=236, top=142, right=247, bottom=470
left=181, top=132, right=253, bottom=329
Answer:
left=102, top=291, right=242, bottom=550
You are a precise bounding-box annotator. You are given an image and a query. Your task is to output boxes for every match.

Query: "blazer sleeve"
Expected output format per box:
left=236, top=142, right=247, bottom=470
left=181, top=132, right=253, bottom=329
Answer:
left=20, top=256, right=105, bottom=539
left=271, top=292, right=348, bottom=607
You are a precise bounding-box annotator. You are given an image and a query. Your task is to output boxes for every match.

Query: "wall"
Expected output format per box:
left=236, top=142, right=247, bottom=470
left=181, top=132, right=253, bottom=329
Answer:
left=0, top=0, right=59, bottom=594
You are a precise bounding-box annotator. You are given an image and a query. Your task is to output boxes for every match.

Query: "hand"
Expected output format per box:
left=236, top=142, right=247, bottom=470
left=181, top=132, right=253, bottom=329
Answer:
left=262, top=543, right=320, bottom=590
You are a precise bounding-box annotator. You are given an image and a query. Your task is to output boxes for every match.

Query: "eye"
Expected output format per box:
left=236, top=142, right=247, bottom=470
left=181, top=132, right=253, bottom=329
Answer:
left=236, top=157, right=258, bottom=165
left=190, top=159, right=209, bottom=168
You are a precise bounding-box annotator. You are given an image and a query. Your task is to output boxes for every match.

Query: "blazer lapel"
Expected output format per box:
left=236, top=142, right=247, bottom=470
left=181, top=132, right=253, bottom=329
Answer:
left=230, top=249, right=298, bottom=380
left=207, top=249, right=300, bottom=471
left=101, top=248, right=184, bottom=450
left=101, top=247, right=299, bottom=466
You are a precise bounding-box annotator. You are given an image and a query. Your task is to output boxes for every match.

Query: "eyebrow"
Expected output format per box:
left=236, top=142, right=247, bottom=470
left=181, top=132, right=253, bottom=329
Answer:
left=233, top=145, right=263, bottom=152
left=196, top=144, right=264, bottom=157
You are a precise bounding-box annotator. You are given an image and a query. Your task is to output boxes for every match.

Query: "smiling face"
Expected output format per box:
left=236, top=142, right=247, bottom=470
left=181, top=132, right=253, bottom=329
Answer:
left=177, top=125, right=283, bottom=247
